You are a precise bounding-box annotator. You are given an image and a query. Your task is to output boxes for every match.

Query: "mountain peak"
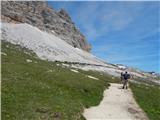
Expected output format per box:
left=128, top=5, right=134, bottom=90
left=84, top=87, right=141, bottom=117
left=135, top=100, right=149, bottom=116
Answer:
left=59, top=9, right=71, bottom=20
left=1, top=1, right=91, bottom=52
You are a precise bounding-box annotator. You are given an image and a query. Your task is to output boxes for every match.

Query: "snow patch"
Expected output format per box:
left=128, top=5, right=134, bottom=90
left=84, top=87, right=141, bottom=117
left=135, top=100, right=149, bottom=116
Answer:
left=71, top=64, right=120, bottom=77
left=1, top=52, right=7, bottom=56
left=70, top=69, right=79, bottom=73
left=62, top=63, right=70, bottom=67
left=87, top=75, right=99, bottom=80
left=56, top=64, right=60, bottom=66
left=117, top=65, right=127, bottom=70
left=26, top=59, right=32, bottom=63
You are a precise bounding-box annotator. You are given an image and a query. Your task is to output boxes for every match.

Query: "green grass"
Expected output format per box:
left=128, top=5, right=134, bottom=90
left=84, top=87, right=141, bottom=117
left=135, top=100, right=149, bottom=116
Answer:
left=1, top=41, right=119, bottom=120
left=133, top=77, right=160, bottom=86
left=130, top=82, right=160, bottom=120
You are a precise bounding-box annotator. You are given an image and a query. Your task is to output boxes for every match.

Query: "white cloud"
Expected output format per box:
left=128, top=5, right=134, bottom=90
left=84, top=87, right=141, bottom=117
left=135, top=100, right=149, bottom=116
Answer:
left=71, top=2, right=145, bottom=41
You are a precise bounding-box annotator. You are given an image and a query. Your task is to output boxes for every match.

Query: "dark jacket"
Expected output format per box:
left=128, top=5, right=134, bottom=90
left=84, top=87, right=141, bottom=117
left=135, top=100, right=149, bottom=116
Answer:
left=123, top=73, right=130, bottom=80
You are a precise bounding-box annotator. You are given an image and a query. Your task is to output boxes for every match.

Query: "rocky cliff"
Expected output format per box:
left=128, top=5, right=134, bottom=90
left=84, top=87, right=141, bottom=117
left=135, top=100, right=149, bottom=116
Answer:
left=1, top=1, right=91, bottom=52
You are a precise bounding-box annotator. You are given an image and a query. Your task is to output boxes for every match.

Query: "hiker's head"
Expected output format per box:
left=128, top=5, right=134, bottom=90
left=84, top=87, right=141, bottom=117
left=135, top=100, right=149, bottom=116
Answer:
left=125, top=71, right=127, bottom=74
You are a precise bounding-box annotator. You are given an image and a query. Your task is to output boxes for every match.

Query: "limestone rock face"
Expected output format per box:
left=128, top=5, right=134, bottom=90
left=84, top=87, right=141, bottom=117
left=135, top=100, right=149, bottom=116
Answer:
left=1, top=1, right=91, bottom=52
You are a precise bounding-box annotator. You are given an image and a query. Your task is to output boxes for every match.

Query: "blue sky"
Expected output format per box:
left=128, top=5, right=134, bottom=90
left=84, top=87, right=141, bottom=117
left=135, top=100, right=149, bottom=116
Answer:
left=48, top=1, right=160, bottom=73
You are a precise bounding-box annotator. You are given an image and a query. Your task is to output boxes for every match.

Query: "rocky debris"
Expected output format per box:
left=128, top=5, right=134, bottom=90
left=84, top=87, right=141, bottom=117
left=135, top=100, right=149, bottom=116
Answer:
left=70, top=69, right=79, bottom=73
left=51, top=112, right=62, bottom=120
left=26, top=59, right=32, bottom=63
left=1, top=1, right=91, bottom=52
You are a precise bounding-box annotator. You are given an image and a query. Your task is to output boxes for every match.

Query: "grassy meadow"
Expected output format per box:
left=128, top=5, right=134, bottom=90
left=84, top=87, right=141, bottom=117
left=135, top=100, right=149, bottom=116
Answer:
left=130, top=82, right=160, bottom=120
left=1, top=41, right=119, bottom=120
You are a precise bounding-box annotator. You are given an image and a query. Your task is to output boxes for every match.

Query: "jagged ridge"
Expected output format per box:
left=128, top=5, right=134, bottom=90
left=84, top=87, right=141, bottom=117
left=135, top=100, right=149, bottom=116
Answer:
left=1, top=1, right=91, bottom=52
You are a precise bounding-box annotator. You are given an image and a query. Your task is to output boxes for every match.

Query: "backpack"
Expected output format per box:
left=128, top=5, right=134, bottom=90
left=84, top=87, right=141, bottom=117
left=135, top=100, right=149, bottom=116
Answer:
left=124, top=73, right=130, bottom=80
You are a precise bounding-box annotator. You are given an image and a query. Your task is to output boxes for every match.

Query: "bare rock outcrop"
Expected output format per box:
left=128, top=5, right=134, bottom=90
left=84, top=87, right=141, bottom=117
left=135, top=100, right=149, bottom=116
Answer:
left=1, top=1, right=91, bottom=52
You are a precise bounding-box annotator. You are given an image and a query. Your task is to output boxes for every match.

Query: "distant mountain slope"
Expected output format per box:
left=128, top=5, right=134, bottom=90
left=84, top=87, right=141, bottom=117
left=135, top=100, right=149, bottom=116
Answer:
left=2, top=23, right=153, bottom=79
left=1, top=23, right=104, bottom=65
left=1, top=1, right=91, bottom=52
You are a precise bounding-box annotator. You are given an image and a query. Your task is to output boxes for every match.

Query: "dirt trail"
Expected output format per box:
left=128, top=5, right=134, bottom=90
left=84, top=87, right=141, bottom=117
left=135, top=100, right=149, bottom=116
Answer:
left=83, top=83, right=149, bottom=120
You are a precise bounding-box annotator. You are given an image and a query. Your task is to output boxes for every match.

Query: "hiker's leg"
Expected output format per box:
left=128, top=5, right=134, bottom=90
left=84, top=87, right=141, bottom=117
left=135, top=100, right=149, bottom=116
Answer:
left=120, top=77, right=122, bottom=84
left=124, top=80, right=128, bottom=89
left=122, top=80, right=126, bottom=89
left=122, top=82, right=124, bottom=89
left=126, top=80, right=128, bottom=89
left=121, top=78, right=124, bottom=84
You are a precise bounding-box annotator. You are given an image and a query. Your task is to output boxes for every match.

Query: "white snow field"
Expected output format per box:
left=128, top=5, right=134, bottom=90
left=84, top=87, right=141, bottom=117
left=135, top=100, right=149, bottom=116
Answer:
left=1, top=23, right=146, bottom=78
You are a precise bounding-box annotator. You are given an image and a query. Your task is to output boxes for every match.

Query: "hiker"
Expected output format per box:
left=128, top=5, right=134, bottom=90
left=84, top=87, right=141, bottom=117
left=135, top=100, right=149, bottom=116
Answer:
left=122, top=71, right=130, bottom=89
left=120, top=72, right=124, bottom=84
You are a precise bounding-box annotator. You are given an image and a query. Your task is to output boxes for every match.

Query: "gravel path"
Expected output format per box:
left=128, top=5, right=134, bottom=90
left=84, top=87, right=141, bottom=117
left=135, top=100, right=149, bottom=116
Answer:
left=83, top=83, right=149, bottom=120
